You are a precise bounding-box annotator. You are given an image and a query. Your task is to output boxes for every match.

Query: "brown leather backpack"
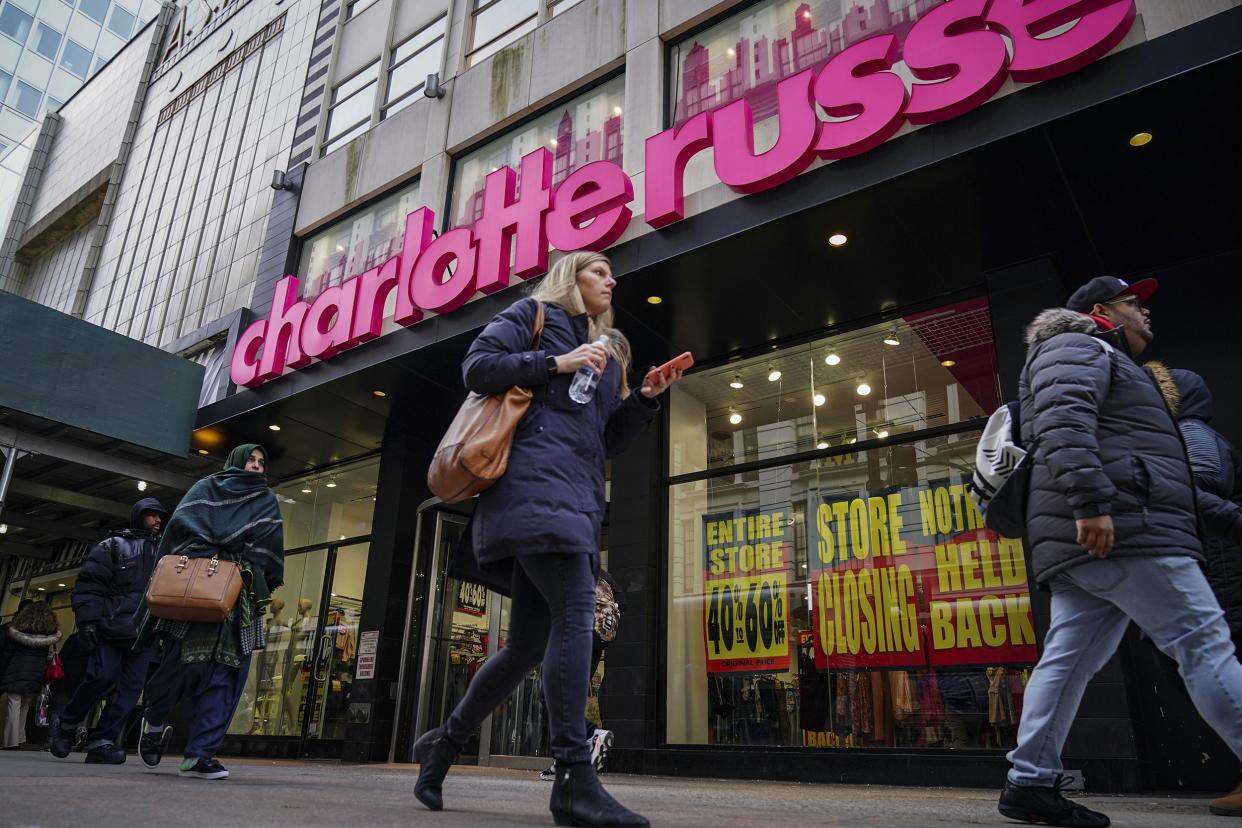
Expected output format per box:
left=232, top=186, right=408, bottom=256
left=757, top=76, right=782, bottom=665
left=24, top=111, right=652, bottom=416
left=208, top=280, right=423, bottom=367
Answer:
left=428, top=302, right=545, bottom=503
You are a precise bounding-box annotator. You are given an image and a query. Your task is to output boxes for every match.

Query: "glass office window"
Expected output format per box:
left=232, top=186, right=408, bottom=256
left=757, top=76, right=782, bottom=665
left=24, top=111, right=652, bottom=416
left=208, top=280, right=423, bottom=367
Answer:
left=0, top=70, right=12, bottom=102
left=60, top=39, right=92, bottom=77
left=12, top=79, right=42, bottom=118
left=79, top=0, right=110, bottom=24
left=383, top=15, right=445, bottom=118
left=0, top=4, right=34, bottom=44
left=548, top=0, right=585, bottom=15
left=322, top=61, right=378, bottom=157
left=107, top=4, right=135, bottom=38
left=34, top=22, right=62, bottom=60
left=467, top=0, right=536, bottom=66
left=345, top=0, right=380, bottom=20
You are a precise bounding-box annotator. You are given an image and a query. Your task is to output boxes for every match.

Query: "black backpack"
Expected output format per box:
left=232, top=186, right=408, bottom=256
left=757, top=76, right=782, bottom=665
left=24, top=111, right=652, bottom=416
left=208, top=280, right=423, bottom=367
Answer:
left=970, top=401, right=1031, bottom=538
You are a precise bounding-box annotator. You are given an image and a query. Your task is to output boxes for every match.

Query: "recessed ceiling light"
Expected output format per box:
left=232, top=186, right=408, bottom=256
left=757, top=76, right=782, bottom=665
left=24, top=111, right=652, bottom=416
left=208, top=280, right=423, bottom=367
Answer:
left=0, top=524, right=7, bottom=534
left=197, top=449, right=209, bottom=455
left=613, top=106, right=623, bottom=116
left=1129, top=132, right=1153, bottom=147
left=729, top=410, right=742, bottom=425
left=137, top=481, right=147, bottom=491
left=813, top=393, right=826, bottom=406
left=646, top=295, right=663, bottom=305
left=373, top=390, right=387, bottom=397
left=729, top=374, right=744, bottom=389
left=268, top=424, right=281, bottom=432
left=37, top=587, right=46, bottom=591
left=848, top=437, right=857, bottom=445
left=767, top=364, right=781, bottom=382
left=549, top=138, right=558, bottom=147
left=940, top=359, right=956, bottom=367
left=876, top=429, right=889, bottom=439
left=816, top=440, right=829, bottom=450
left=857, top=383, right=871, bottom=396
left=58, top=583, right=66, bottom=588
left=828, top=233, right=848, bottom=247
left=339, top=535, right=346, bottom=541
left=824, top=353, right=841, bottom=366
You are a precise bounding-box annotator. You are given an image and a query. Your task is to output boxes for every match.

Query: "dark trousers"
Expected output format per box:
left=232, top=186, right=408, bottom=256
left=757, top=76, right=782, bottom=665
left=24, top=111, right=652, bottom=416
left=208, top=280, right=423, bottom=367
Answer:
left=143, top=640, right=250, bottom=761
left=58, top=639, right=152, bottom=748
left=445, top=553, right=595, bottom=764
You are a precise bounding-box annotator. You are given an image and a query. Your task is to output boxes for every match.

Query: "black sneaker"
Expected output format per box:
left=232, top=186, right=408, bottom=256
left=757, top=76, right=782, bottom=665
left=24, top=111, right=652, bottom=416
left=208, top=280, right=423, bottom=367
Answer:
left=179, top=758, right=229, bottom=780
left=539, top=764, right=556, bottom=781
left=84, top=744, right=126, bottom=765
left=139, top=725, right=173, bottom=768
left=999, top=777, right=1110, bottom=827
left=49, top=726, right=75, bottom=759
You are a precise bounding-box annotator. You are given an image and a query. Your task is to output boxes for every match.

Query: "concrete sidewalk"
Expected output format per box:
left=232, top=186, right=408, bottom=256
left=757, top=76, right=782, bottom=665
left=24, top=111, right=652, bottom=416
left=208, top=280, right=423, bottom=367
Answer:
left=0, top=749, right=1224, bottom=827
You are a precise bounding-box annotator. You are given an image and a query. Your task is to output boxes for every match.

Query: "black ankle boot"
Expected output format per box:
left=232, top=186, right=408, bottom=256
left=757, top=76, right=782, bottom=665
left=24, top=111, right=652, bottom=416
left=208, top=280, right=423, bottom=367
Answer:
left=549, top=761, right=649, bottom=827
left=413, top=727, right=461, bottom=811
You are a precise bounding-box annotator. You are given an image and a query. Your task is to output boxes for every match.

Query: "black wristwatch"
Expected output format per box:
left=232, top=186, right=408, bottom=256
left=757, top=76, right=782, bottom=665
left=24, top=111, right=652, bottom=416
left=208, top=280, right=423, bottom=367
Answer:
left=546, top=355, right=558, bottom=376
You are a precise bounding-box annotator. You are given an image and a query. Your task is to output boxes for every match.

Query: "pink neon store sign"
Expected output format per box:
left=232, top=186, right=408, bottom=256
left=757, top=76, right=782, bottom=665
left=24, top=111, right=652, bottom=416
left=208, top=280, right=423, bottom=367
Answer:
left=232, top=0, right=1136, bottom=388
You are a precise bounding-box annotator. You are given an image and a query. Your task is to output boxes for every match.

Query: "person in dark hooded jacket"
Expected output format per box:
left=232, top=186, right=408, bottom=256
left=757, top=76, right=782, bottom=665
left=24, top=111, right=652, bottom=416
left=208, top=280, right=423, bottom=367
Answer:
left=414, top=252, right=681, bottom=828
left=1, top=602, right=61, bottom=748
left=999, top=276, right=1242, bottom=828
left=49, top=496, right=167, bottom=764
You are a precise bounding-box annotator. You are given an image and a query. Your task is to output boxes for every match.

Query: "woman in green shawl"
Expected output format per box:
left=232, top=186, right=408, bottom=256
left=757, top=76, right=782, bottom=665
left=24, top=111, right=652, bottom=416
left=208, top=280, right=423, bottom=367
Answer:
left=133, top=444, right=284, bottom=780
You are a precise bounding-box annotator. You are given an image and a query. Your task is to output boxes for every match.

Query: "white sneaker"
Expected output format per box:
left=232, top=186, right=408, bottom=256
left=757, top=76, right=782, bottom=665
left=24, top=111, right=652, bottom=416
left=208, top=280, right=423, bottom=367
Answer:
left=589, top=729, right=613, bottom=773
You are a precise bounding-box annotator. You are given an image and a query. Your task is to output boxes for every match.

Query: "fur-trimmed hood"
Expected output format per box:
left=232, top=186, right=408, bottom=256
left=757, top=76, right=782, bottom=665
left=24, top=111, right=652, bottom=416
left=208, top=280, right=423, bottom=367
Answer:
left=1147, top=364, right=1215, bottom=422
left=1024, top=308, right=1099, bottom=347
left=1146, top=362, right=1181, bottom=416
left=7, top=626, right=61, bottom=648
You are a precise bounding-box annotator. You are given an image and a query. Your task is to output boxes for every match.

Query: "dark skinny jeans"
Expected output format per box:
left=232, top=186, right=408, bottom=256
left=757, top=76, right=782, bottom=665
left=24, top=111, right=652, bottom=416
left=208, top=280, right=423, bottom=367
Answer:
left=444, top=552, right=595, bottom=764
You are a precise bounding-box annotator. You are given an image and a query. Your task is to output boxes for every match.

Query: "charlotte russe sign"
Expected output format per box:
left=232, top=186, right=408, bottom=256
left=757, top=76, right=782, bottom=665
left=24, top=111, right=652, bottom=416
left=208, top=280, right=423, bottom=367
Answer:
left=231, top=0, right=1136, bottom=388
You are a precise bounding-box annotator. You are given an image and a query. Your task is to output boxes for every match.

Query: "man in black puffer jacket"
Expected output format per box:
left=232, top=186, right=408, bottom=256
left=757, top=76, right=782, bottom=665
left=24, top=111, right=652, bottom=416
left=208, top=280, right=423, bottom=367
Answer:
left=50, top=497, right=167, bottom=765
left=998, top=277, right=1242, bottom=828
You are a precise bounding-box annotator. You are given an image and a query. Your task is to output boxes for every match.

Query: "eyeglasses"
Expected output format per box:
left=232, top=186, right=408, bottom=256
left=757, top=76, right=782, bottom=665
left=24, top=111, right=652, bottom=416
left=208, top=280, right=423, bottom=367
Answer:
left=1106, top=295, right=1143, bottom=311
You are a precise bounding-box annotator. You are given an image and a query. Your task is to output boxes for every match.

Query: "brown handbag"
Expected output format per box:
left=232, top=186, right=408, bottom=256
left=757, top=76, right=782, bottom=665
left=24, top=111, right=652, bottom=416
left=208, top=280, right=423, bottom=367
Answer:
left=145, top=553, right=244, bottom=623
left=428, top=302, right=545, bottom=503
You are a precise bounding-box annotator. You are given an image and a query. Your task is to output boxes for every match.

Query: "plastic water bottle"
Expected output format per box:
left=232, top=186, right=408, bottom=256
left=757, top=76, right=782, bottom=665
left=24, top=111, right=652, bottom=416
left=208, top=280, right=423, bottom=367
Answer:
left=568, top=335, right=610, bottom=404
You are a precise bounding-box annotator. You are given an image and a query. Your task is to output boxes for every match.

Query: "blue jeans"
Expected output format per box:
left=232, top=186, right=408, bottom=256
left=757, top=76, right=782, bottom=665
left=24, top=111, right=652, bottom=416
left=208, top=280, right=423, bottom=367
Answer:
left=1008, top=556, right=1242, bottom=786
left=444, top=553, right=596, bottom=764
left=58, top=639, right=152, bottom=749
left=142, top=641, right=251, bottom=761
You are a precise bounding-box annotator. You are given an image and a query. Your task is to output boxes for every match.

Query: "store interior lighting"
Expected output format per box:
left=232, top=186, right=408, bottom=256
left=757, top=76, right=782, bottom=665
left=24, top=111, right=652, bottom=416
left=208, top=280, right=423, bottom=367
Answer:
left=268, top=424, right=281, bottom=432
left=729, top=409, right=742, bottom=425
left=813, top=393, right=825, bottom=406
left=1129, top=131, right=1153, bottom=147
left=857, top=382, right=871, bottom=396
left=767, top=364, right=781, bottom=382
left=824, top=353, right=841, bottom=365
left=828, top=233, right=848, bottom=247
left=940, top=359, right=956, bottom=367
left=816, top=439, right=829, bottom=450
left=729, top=373, right=744, bottom=389
left=326, top=479, right=338, bottom=488
left=883, top=329, right=900, bottom=346
left=137, top=481, right=147, bottom=491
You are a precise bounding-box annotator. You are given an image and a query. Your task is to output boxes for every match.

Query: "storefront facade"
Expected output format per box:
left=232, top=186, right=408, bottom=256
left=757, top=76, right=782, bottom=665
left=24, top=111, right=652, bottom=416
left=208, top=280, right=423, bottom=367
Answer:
left=3, top=0, right=1241, bottom=792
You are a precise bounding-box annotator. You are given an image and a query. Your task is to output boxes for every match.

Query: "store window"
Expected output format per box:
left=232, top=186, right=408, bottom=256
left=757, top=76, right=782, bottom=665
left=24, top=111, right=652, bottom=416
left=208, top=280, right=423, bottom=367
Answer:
left=383, top=15, right=446, bottom=119
left=296, top=179, right=421, bottom=300
left=227, top=458, right=379, bottom=739
left=322, top=61, right=379, bottom=157
left=467, top=0, right=537, bottom=67
left=665, top=299, right=1036, bottom=750
left=0, top=4, right=33, bottom=45
left=669, top=0, right=946, bottom=205
left=448, top=74, right=624, bottom=229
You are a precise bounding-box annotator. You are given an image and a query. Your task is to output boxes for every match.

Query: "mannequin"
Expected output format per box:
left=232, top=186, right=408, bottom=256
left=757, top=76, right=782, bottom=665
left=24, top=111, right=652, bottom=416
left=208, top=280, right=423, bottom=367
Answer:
left=283, top=598, right=316, bottom=734
left=257, top=598, right=292, bottom=734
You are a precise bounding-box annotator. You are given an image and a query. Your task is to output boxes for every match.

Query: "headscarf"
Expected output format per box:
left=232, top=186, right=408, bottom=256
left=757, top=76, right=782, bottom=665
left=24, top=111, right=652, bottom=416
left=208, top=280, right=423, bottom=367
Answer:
left=225, top=443, right=265, bottom=472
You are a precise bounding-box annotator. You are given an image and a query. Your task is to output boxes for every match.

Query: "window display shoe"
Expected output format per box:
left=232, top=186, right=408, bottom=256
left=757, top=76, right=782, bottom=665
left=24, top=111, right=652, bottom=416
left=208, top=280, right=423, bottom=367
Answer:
left=84, top=744, right=126, bottom=764
left=140, top=725, right=173, bottom=768
left=1209, top=779, right=1242, bottom=816
left=998, top=778, right=1110, bottom=827
left=413, top=726, right=461, bottom=811
left=540, top=764, right=557, bottom=781
left=590, top=729, right=614, bottom=774
left=179, top=758, right=229, bottom=779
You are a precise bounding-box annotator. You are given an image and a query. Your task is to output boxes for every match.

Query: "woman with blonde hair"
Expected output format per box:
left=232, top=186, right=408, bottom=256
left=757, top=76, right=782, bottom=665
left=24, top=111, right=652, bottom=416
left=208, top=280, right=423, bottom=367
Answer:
left=415, top=251, right=682, bottom=826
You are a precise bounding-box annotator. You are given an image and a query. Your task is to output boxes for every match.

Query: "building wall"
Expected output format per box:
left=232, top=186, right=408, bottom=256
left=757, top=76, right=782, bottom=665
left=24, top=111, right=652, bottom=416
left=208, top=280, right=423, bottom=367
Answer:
left=78, top=0, right=319, bottom=348
left=18, top=211, right=92, bottom=312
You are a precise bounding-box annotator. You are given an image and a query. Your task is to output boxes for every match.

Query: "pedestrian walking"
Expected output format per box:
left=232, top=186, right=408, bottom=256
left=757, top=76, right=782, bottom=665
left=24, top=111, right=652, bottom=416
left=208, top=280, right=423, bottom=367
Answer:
left=414, top=252, right=682, bottom=827
left=49, top=497, right=167, bottom=763
left=0, top=602, right=61, bottom=749
left=539, top=568, right=626, bottom=781
left=131, top=443, right=284, bottom=780
left=1149, top=364, right=1242, bottom=817
left=998, top=276, right=1242, bottom=827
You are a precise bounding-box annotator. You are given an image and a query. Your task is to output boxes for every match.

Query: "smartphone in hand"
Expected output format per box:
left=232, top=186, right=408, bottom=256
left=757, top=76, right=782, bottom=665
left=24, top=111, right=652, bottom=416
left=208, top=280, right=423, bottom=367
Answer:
left=645, top=351, right=694, bottom=387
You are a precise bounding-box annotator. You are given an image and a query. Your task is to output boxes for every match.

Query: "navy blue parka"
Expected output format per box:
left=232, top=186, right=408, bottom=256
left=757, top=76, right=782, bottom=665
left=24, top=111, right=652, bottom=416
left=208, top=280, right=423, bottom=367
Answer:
left=462, top=298, right=658, bottom=565
left=71, top=497, right=167, bottom=641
